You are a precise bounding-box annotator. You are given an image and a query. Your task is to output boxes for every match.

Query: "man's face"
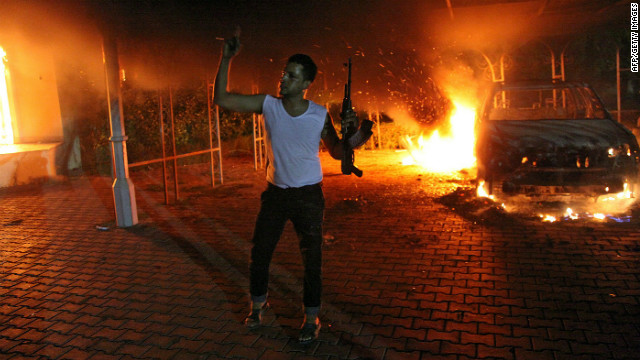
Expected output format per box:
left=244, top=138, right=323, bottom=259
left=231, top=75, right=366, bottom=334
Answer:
left=279, top=62, right=310, bottom=97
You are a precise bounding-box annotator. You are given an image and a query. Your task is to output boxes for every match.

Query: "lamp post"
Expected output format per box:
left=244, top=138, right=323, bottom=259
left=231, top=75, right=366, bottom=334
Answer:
left=102, top=34, right=138, bottom=227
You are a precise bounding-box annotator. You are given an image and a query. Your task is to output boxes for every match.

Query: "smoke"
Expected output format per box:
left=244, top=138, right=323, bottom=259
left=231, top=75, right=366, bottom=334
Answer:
left=0, top=1, right=104, bottom=89
left=0, top=1, right=626, bottom=119
left=424, top=2, right=539, bottom=54
left=0, top=2, right=539, bottom=108
left=384, top=106, right=424, bottom=135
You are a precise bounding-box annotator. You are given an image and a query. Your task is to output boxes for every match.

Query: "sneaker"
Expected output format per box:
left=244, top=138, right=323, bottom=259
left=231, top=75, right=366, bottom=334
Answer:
left=244, top=302, right=268, bottom=329
left=298, top=318, right=321, bottom=344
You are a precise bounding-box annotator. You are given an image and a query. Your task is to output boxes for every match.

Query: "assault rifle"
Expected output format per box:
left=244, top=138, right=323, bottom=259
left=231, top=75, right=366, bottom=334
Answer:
left=340, top=58, right=373, bottom=177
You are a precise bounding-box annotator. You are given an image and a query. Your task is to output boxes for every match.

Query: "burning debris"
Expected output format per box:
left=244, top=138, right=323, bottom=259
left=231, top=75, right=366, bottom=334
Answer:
left=438, top=187, right=519, bottom=226
left=475, top=163, right=638, bottom=224
left=443, top=186, right=639, bottom=225
left=501, top=196, right=636, bottom=224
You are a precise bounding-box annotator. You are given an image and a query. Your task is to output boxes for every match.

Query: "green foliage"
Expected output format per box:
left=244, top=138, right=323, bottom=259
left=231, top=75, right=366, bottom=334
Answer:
left=121, top=86, right=163, bottom=163
left=120, top=83, right=253, bottom=165
left=218, top=108, right=254, bottom=140
left=73, top=82, right=409, bottom=173
left=78, top=117, right=111, bottom=175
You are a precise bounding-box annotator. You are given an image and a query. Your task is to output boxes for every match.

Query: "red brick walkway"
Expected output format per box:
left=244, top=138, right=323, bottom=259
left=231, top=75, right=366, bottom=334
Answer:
left=1, top=150, right=639, bottom=359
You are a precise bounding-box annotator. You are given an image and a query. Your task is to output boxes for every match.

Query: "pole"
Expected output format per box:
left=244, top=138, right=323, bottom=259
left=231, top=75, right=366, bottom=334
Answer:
left=169, top=87, right=179, bottom=200
left=376, top=111, right=382, bottom=150
left=207, top=81, right=216, bottom=187
left=215, top=105, right=224, bottom=184
left=158, top=91, right=169, bottom=204
left=102, top=35, right=138, bottom=227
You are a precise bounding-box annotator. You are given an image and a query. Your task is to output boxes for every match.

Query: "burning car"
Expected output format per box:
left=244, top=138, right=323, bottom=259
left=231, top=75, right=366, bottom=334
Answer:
left=475, top=80, right=640, bottom=201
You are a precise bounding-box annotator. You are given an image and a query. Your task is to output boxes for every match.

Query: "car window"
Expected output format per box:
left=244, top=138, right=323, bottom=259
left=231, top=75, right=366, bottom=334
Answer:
left=487, top=86, right=607, bottom=121
left=575, top=87, right=607, bottom=119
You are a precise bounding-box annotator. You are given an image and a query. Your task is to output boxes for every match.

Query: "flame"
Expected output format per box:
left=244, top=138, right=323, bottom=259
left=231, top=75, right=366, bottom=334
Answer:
left=476, top=180, right=495, bottom=200
left=0, top=46, right=13, bottom=145
left=539, top=208, right=610, bottom=222
left=484, top=165, right=635, bottom=222
left=402, top=100, right=476, bottom=172
left=537, top=184, right=634, bottom=222
left=540, top=214, right=557, bottom=222
left=600, top=182, right=632, bottom=202
left=565, top=208, right=579, bottom=220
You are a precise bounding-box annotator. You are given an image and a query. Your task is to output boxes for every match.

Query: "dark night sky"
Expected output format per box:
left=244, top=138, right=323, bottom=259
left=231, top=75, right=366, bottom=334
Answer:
left=87, top=1, right=631, bottom=91
left=89, top=1, right=439, bottom=92
left=0, top=0, right=632, bottom=115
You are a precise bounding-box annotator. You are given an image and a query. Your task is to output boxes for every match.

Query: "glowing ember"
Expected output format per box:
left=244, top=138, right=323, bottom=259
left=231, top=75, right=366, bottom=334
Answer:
left=540, top=214, right=557, bottom=222
left=591, top=182, right=636, bottom=216
left=0, top=46, right=13, bottom=145
left=402, top=100, right=476, bottom=172
left=600, top=182, right=632, bottom=202
left=564, top=208, right=577, bottom=220
left=538, top=198, right=633, bottom=223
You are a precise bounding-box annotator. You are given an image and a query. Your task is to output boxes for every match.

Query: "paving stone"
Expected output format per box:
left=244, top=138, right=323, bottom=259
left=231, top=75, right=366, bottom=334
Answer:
left=1, top=151, right=638, bottom=359
left=35, top=344, right=71, bottom=358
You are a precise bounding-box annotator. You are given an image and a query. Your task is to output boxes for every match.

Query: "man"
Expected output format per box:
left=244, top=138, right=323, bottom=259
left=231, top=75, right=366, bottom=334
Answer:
left=214, top=34, right=358, bottom=344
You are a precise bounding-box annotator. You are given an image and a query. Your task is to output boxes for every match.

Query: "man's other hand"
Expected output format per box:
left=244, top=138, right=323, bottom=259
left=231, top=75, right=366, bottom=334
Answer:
left=342, top=109, right=359, bottom=132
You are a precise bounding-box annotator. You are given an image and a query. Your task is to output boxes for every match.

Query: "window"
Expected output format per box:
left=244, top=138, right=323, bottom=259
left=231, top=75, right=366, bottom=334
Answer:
left=0, top=46, right=14, bottom=144
left=487, top=85, right=607, bottom=121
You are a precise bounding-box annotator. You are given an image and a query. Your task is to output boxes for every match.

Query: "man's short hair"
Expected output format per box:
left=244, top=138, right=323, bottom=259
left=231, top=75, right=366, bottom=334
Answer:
left=288, top=54, right=317, bottom=82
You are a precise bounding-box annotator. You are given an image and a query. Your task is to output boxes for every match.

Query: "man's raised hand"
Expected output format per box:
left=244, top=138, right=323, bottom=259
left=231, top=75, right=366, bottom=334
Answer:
left=223, top=27, right=242, bottom=59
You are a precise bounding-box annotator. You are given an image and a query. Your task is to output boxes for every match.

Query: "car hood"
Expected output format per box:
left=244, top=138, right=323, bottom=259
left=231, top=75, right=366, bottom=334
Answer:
left=480, top=119, right=638, bottom=153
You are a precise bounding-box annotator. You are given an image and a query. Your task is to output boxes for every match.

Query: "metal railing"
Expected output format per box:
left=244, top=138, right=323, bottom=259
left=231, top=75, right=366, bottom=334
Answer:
left=128, top=84, right=223, bottom=204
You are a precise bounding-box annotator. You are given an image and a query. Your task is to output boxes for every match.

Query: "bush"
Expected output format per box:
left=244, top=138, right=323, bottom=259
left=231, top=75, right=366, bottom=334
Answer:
left=72, top=82, right=415, bottom=173
left=120, top=83, right=253, bottom=166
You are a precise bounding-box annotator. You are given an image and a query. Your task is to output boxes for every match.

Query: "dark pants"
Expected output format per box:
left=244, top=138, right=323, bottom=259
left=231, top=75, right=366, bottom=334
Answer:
left=249, top=182, right=325, bottom=310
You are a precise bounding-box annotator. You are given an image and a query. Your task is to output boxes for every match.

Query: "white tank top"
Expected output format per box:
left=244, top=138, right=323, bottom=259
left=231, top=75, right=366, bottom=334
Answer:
left=262, top=95, right=327, bottom=188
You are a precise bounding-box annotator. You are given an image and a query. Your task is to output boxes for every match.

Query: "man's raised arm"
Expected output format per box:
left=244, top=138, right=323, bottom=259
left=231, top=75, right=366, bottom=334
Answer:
left=213, top=34, right=265, bottom=113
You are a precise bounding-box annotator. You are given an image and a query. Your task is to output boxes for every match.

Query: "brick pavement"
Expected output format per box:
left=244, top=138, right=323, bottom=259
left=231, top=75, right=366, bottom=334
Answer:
left=1, top=150, right=639, bottom=359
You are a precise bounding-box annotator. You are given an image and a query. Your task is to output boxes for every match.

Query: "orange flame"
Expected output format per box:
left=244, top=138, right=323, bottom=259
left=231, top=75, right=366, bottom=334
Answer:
left=0, top=46, right=13, bottom=145
left=476, top=180, right=495, bottom=200
left=402, top=100, right=476, bottom=172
